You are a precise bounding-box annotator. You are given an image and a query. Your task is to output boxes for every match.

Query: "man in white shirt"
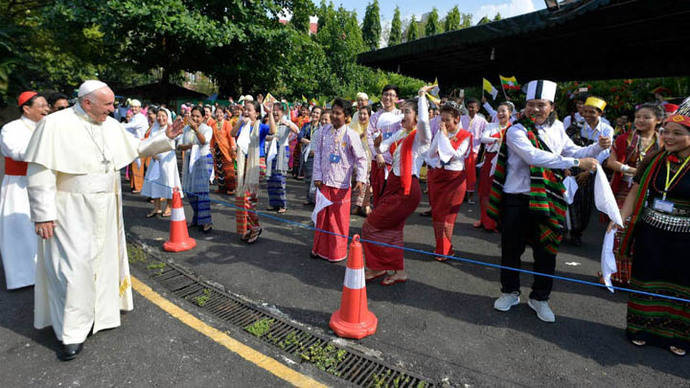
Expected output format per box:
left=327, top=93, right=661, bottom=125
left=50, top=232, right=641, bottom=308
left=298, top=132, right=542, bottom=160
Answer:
left=490, top=80, right=611, bottom=323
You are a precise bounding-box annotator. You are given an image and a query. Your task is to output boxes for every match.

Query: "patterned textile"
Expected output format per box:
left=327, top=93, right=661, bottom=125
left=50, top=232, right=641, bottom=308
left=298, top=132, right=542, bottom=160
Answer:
left=235, top=191, right=260, bottom=236
left=267, top=158, right=287, bottom=209
left=488, top=117, right=567, bottom=254
left=259, top=156, right=267, bottom=178
left=312, top=186, right=351, bottom=262
left=185, top=154, right=213, bottom=226
left=478, top=152, right=498, bottom=230
left=362, top=174, right=421, bottom=271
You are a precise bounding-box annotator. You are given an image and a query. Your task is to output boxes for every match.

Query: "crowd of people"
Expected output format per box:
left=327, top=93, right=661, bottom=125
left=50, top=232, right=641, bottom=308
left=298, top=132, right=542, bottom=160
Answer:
left=1, top=79, right=688, bottom=361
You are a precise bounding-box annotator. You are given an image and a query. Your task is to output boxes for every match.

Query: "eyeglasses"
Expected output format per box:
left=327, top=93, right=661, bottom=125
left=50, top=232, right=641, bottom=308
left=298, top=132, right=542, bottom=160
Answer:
left=382, top=93, right=397, bottom=98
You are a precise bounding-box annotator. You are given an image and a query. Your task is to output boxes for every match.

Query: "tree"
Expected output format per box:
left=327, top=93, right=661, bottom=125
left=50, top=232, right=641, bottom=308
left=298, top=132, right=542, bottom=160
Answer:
left=460, top=13, right=473, bottom=29
left=477, top=16, right=491, bottom=25
left=361, top=0, right=381, bottom=51
left=425, top=7, right=441, bottom=36
left=406, top=15, right=419, bottom=42
left=292, top=0, right=315, bottom=33
left=444, top=6, right=461, bottom=32
left=493, top=13, right=502, bottom=21
left=388, top=6, right=402, bottom=46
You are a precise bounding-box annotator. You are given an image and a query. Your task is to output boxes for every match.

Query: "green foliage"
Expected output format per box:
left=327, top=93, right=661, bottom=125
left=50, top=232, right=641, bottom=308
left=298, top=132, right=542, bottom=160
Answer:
left=461, top=13, right=473, bottom=29
left=493, top=12, right=502, bottom=21
left=425, top=8, right=441, bottom=36
left=291, top=0, right=315, bottom=33
left=477, top=16, right=491, bottom=25
left=299, top=342, right=346, bottom=374
left=389, top=7, right=402, bottom=46
left=444, top=6, right=461, bottom=32
left=193, top=289, right=212, bottom=307
left=362, top=0, right=381, bottom=51
left=244, top=318, right=275, bottom=337
left=406, top=15, right=419, bottom=42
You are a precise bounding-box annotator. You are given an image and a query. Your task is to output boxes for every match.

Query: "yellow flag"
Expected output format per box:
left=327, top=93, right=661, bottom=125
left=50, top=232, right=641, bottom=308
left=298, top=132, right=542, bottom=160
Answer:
left=483, top=78, right=498, bottom=100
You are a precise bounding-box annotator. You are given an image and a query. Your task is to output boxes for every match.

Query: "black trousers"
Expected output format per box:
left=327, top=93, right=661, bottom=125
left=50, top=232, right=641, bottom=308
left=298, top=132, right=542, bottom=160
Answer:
left=500, top=194, right=557, bottom=301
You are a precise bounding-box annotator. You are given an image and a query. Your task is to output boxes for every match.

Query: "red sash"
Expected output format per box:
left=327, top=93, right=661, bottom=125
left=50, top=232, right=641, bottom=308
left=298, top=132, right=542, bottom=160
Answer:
left=389, top=129, right=417, bottom=195
left=4, top=157, right=28, bottom=176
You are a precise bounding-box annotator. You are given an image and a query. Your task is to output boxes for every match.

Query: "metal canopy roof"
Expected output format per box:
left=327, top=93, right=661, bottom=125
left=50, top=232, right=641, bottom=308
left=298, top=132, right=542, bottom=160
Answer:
left=357, top=0, right=690, bottom=88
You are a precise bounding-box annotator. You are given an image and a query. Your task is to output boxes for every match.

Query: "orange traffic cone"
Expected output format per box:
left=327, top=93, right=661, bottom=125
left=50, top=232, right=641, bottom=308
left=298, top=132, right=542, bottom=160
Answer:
left=163, top=188, right=197, bottom=252
left=329, top=235, right=377, bottom=339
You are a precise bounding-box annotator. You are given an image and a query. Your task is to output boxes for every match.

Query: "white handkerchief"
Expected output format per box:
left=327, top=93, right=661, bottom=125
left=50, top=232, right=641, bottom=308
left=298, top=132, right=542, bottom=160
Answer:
left=266, top=138, right=278, bottom=167
left=237, top=122, right=251, bottom=155
left=311, top=188, right=333, bottom=225
left=148, top=159, right=160, bottom=181
left=601, top=229, right=617, bottom=293
left=594, top=164, right=623, bottom=226
left=302, top=142, right=312, bottom=163
left=562, top=176, right=579, bottom=205
left=135, top=157, right=142, bottom=169
left=189, top=144, right=199, bottom=173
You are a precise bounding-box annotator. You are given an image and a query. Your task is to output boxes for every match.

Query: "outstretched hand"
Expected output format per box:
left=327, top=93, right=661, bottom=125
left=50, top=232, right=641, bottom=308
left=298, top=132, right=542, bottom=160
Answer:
left=167, top=118, right=184, bottom=139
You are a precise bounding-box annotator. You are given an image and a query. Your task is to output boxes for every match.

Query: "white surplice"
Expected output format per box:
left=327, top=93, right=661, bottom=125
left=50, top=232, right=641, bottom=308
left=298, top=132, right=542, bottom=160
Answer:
left=24, top=104, right=175, bottom=344
left=0, top=116, right=38, bottom=289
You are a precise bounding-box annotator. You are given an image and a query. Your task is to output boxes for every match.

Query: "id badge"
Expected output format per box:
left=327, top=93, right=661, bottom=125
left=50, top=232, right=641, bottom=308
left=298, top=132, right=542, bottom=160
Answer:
left=652, top=198, right=674, bottom=213
left=329, top=153, right=341, bottom=163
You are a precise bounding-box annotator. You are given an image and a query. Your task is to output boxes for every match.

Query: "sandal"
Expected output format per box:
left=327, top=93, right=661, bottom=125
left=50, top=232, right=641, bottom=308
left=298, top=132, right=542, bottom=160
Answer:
left=420, top=210, right=432, bottom=217
left=241, top=230, right=252, bottom=241
left=631, top=339, right=646, bottom=346
left=670, top=346, right=686, bottom=356
left=277, top=208, right=287, bottom=214
left=246, top=228, right=262, bottom=244
left=161, top=210, right=171, bottom=218
left=381, top=273, right=408, bottom=286
left=473, top=220, right=482, bottom=228
left=146, top=210, right=162, bottom=218
left=365, top=270, right=387, bottom=281
left=434, top=256, right=448, bottom=262
left=202, top=224, right=213, bottom=233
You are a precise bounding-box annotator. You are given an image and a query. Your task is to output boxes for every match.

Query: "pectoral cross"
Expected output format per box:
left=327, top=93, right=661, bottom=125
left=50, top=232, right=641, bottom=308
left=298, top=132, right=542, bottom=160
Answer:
left=101, top=156, right=111, bottom=173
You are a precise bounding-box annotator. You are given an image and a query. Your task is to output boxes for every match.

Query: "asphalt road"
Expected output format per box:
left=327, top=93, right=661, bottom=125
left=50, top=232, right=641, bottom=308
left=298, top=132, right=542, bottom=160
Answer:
left=121, top=176, right=688, bottom=386
left=1, top=175, right=687, bottom=387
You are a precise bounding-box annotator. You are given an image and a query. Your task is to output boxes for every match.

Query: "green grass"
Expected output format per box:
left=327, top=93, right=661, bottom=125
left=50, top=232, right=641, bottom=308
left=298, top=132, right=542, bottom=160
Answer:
left=127, top=243, right=148, bottom=264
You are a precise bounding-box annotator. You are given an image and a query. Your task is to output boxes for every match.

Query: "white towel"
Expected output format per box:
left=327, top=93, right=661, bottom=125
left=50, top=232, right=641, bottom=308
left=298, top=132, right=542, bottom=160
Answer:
left=311, top=188, right=333, bottom=225
left=594, top=164, right=623, bottom=293
left=600, top=229, right=617, bottom=292
left=562, top=176, right=578, bottom=205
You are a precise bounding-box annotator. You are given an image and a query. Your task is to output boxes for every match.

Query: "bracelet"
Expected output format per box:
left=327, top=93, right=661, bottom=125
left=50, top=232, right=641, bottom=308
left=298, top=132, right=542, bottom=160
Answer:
left=620, top=164, right=630, bottom=173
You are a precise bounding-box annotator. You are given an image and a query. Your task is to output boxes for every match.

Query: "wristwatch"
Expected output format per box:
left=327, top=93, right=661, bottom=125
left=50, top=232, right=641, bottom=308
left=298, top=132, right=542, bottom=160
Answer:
left=572, top=159, right=580, bottom=167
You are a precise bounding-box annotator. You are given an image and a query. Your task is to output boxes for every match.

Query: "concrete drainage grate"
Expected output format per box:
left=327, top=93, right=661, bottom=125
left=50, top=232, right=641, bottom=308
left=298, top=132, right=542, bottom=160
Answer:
left=136, top=247, right=434, bottom=387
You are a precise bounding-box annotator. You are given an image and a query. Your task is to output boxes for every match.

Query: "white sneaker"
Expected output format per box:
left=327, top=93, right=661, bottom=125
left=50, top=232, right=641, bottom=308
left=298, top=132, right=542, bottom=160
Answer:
left=493, top=292, right=520, bottom=311
left=528, top=299, right=556, bottom=323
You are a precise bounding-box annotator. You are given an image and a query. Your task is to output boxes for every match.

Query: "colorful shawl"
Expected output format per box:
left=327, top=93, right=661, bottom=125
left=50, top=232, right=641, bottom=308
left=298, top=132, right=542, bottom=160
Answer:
left=487, top=117, right=568, bottom=254
left=389, top=129, right=417, bottom=195
left=618, top=150, right=667, bottom=256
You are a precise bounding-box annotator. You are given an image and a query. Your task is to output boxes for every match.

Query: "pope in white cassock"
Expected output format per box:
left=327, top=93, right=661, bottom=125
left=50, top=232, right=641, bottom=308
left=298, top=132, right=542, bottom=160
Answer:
left=24, top=80, right=183, bottom=361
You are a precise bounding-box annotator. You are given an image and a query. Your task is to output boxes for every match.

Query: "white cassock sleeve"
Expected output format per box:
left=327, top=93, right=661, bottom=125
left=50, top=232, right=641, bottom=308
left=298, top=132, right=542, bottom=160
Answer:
left=136, top=131, right=176, bottom=158
left=26, top=164, right=57, bottom=223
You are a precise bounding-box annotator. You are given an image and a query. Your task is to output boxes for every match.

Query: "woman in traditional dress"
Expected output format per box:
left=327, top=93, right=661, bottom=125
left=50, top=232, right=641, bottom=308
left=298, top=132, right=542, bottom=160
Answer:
left=141, top=108, right=182, bottom=217
left=298, top=106, right=323, bottom=205
left=604, top=103, right=662, bottom=284
left=425, top=101, right=474, bottom=260
left=231, top=100, right=276, bottom=243
left=611, top=99, right=690, bottom=357
left=178, top=106, right=214, bottom=232
left=362, top=87, right=433, bottom=285
left=266, top=103, right=299, bottom=213
left=475, top=102, right=513, bottom=232
left=350, top=105, right=373, bottom=216
left=211, top=106, right=237, bottom=195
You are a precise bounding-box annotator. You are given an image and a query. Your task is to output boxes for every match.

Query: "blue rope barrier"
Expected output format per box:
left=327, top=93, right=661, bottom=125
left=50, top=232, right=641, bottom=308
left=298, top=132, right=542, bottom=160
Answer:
left=139, top=177, right=690, bottom=305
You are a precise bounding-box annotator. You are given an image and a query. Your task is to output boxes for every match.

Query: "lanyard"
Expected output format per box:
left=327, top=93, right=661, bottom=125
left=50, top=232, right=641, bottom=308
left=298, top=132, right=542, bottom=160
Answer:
left=663, top=155, right=690, bottom=199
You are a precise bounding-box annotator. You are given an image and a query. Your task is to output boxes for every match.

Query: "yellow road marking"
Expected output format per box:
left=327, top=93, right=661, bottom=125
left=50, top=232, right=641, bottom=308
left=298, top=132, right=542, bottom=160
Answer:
left=131, top=276, right=327, bottom=388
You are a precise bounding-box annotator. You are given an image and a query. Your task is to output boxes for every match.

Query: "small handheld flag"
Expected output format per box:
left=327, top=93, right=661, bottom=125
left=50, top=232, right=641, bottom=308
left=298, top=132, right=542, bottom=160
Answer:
left=483, top=78, right=498, bottom=100
left=499, top=75, right=520, bottom=90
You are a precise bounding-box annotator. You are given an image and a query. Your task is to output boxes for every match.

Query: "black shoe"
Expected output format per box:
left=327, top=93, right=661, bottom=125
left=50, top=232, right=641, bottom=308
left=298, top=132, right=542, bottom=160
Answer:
left=57, top=342, right=83, bottom=361
left=310, top=252, right=319, bottom=259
